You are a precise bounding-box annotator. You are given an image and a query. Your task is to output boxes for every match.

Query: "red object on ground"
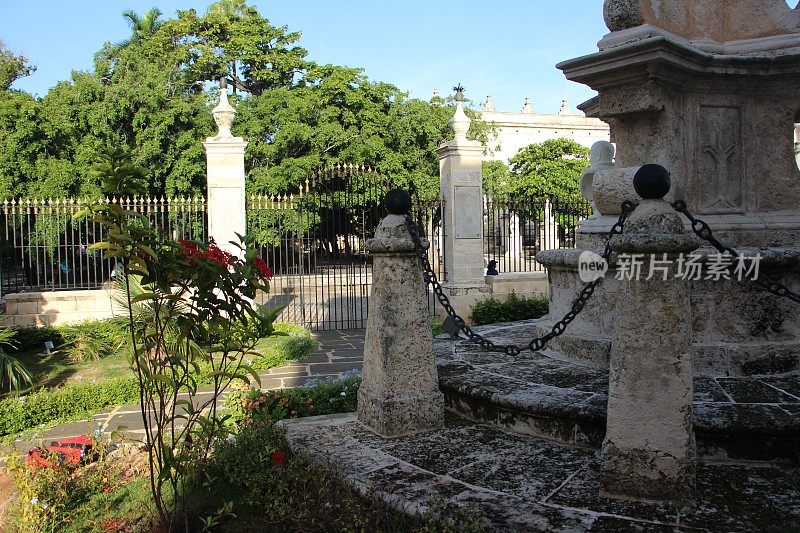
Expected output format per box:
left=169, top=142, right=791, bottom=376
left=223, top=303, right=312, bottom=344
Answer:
left=26, top=435, right=94, bottom=468
left=271, top=450, right=285, bottom=466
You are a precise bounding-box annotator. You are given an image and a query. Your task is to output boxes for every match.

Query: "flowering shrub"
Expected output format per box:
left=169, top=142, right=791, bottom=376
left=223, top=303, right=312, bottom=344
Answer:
left=79, top=202, right=280, bottom=529
left=2, top=434, right=123, bottom=532
left=271, top=450, right=286, bottom=466
left=225, top=374, right=361, bottom=426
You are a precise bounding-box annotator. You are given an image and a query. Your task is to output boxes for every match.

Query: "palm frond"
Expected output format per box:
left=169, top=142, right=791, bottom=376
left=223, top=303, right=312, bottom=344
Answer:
left=0, top=326, right=33, bottom=393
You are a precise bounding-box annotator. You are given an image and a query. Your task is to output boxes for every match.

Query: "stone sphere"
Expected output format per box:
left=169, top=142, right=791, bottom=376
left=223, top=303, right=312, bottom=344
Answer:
left=385, top=189, right=412, bottom=215
left=633, top=164, right=671, bottom=199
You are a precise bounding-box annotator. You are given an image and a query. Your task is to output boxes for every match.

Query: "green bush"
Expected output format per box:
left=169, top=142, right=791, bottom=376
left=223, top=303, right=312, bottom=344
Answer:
left=281, top=333, right=319, bottom=360
left=7, top=326, right=63, bottom=354
left=225, top=376, right=360, bottom=426
left=58, top=319, right=129, bottom=362
left=469, top=292, right=549, bottom=326
left=0, top=378, right=140, bottom=437
left=0, top=326, right=34, bottom=393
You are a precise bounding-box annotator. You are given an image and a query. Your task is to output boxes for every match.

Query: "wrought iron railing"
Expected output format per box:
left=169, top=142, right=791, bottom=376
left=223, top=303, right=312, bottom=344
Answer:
left=1, top=196, right=207, bottom=294
left=245, top=164, right=444, bottom=327
left=484, top=195, right=593, bottom=274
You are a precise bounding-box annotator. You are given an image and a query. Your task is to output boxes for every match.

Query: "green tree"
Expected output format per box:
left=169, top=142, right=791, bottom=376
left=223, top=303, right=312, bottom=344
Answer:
left=482, top=160, right=512, bottom=201
left=0, top=90, right=42, bottom=197
left=507, top=138, right=590, bottom=200
left=0, top=1, right=491, bottom=202
left=167, top=1, right=309, bottom=96
left=119, top=7, right=165, bottom=48
left=0, top=40, right=35, bottom=91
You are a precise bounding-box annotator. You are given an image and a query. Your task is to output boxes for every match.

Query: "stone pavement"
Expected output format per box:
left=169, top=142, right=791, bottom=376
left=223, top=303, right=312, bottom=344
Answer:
left=8, top=329, right=365, bottom=449
left=283, top=412, right=800, bottom=532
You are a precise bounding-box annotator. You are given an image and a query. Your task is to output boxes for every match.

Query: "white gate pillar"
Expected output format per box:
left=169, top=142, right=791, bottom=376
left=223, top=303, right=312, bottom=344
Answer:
left=435, top=100, right=490, bottom=321
left=203, top=83, right=247, bottom=258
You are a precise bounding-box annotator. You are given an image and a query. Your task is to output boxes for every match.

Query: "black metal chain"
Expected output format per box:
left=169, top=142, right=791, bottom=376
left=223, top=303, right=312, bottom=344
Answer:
left=404, top=200, right=637, bottom=355
left=672, top=200, right=800, bottom=304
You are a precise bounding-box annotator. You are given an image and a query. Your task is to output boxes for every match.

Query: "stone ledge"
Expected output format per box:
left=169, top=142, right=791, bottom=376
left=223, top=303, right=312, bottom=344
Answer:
left=436, top=328, right=800, bottom=462
left=3, top=289, right=116, bottom=326
left=282, top=413, right=800, bottom=532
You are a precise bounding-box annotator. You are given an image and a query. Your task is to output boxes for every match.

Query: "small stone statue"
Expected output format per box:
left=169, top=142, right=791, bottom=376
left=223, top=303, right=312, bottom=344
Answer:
left=580, top=141, right=616, bottom=218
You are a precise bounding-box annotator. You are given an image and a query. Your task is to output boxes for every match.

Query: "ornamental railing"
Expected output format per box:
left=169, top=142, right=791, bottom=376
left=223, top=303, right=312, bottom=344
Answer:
left=0, top=196, right=207, bottom=294
left=484, top=195, right=593, bottom=274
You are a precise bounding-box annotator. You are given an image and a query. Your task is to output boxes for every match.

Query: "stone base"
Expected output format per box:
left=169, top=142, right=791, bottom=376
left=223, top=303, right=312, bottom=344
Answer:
left=536, top=247, right=800, bottom=376
left=436, top=323, right=800, bottom=463
left=357, top=388, right=444, bottom=437
left=484, top=271, right=549, bottom=301
left=434, top=283, right=491, bottom=325
left=282, top=412, right=800, bottom=531
left=600, top=443, right=696, bottom=504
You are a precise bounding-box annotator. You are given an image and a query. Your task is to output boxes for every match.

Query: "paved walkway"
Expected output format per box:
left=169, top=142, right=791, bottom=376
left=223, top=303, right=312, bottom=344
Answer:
left=8, top=329, right=366, bottom=449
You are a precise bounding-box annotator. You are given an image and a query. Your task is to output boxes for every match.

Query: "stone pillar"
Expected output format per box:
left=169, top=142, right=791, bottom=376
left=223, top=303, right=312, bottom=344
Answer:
left=508, top=212, right=522, bottom=258
left=203, top=84, right=247, bottom=258
left=436, top=100, right=490, bottom=320
left=357, top=191, right=445, bottom=437
left=600, top=165, right=699, bottom=504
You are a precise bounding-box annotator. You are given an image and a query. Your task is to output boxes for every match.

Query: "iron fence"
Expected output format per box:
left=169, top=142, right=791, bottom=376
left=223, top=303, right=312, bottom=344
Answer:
left=1, top=196, right=207, bottom=294
left=1, top=178, right=587, bottom=330
left=484, top=195, right=592, bottom=274
left=247, top=165, right=444, bottom=329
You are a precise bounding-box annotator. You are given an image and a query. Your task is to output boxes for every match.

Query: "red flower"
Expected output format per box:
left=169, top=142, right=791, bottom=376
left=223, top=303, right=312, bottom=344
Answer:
left=178, top=240, right=202, bottom=259
left=202, top=245, right=234, bottom=268
left=271, top=450, right=285, bottom=466
left=253, top=257, right=273, bottom=280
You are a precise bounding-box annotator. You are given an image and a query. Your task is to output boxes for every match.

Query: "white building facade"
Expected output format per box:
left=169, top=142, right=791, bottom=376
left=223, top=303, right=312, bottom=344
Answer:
left=479, top=95, right=610, bottom=164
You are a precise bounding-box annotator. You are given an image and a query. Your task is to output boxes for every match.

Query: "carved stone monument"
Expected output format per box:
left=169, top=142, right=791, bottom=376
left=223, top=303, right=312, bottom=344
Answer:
left=357, top=191, right=445, bottom=436
left=538, top=0, right=800, bottom=376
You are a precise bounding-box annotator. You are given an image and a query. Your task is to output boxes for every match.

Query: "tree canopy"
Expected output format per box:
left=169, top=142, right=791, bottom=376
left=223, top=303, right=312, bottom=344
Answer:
left=0, top=41, right=35, bottom=91
left=483, top=138, right=589, bottom=201
left=0, top=1, right=484, bottom=200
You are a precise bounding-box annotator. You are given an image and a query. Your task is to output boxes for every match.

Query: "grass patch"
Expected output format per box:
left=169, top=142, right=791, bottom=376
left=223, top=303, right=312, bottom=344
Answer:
left=0, top=322, right=317, bottom=439
left=4, top=322, right=313, bottom=394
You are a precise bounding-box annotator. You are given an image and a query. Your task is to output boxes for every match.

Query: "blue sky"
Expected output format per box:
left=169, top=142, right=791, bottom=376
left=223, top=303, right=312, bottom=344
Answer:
left=0, top=0, right=608, bottom=114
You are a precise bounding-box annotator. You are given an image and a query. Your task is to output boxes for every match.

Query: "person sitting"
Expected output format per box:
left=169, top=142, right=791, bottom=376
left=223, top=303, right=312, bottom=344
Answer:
left=486, top=260, right=499, bottom=276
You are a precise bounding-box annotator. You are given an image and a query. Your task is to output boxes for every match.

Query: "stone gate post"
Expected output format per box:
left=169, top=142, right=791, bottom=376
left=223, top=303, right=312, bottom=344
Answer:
left=436, top=101, right=490, bottom=320
left=600, top=165, right=699, bottom=504
left=203, top=83, right=247, bottom=258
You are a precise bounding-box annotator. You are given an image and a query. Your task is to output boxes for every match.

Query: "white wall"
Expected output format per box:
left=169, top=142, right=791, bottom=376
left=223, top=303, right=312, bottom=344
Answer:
left=480, top=100, right=610, bottom=165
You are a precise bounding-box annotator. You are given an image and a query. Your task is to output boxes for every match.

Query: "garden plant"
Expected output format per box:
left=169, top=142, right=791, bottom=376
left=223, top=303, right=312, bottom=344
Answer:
left=80, top=199, right=279, bottom=530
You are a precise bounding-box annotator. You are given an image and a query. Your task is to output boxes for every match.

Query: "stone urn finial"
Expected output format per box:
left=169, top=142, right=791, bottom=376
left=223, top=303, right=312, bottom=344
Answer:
left=212, top=77, right=236, bottom=138
left=449, top=100, right=471, bottom=141
left=522, top=97, right=534, bottom=114
left=447, top=83, right=471, bottom=141
left=452, top=83, right=465, bottom=102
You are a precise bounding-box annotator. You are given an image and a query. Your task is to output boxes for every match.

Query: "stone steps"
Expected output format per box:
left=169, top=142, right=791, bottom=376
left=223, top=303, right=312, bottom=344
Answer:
left=434, top=327, right=800, bottom=463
